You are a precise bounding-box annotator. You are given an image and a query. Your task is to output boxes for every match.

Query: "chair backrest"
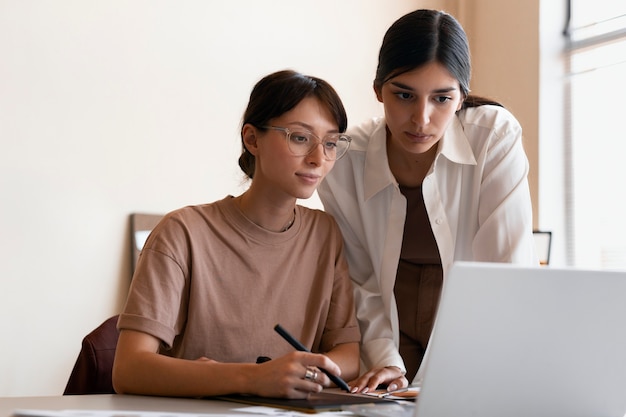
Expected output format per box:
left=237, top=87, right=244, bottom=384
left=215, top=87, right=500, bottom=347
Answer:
left=64, top=214, right=164, bottom=395
left=130, top=213, right=163, bottom=274
left=533, top=230, right=552, bottom=265
left=63, top=315, right=120, bottom=395
left=63, top=213, right=163, bottom=395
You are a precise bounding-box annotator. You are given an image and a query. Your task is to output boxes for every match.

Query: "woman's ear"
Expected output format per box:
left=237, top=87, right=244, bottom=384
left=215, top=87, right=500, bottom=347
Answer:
left=457, top=91, right=469, bottom=111
left=242, top=124, right=259, bottom=156
left=373, top=82, right=383, bottom=103
left=457, top=93, right=466, bottom=111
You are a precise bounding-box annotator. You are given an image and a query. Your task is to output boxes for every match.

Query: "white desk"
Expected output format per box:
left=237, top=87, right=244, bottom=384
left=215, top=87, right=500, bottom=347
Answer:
left=0, top=393, right=398, bottom=417
left=0, top=394, right=259, bottom=417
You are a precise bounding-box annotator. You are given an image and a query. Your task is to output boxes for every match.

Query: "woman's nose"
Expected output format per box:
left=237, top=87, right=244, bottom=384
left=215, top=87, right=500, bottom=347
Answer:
left=412, top=101, right=430, bottom=126
left=305, top=142, right=325, bottom=165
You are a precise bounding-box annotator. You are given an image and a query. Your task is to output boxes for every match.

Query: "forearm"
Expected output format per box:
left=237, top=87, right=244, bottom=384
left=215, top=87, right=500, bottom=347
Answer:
left=113, top=330, right=343, bottom=398
left=361, top=338, right=406, bottom=372
left=113, top=351, right=255, bottom=397
left=324, top=342, right=360, bottom=382
left=353, top=279, right=405, bottom=372
left=113, top=329, right=259, bottom=397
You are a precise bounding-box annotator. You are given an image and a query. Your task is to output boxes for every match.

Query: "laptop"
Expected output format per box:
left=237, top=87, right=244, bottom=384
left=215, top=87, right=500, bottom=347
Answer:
left=415, top=262, right=626, bottom=417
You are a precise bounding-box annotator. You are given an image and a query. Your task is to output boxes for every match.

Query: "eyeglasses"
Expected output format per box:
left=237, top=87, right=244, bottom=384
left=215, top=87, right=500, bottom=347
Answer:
left=263, top=126, right=352, bottom=161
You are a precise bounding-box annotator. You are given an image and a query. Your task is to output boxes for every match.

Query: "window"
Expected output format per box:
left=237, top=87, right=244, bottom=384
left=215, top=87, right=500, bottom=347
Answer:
left=564, top=1, right=626, bottom=269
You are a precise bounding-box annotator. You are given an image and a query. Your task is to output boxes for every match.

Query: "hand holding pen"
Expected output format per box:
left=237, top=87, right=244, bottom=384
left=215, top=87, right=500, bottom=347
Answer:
left=274, top=324, right=351, bottom=392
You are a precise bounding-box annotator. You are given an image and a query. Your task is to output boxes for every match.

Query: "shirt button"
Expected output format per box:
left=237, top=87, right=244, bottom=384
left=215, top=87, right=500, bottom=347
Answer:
left=435, top=218, right=443, bottom=225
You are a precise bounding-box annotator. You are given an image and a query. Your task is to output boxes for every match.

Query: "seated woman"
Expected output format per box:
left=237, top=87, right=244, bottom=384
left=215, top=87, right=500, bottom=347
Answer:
left=112, top=70, right=360, bottom=399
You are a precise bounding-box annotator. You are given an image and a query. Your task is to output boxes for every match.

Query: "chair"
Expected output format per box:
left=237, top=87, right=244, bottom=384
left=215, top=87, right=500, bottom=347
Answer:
left=64, top=214, right=164, bottom=395
left=63, top=315, right=119, bottom=395
left=533, top=230, right=552, bottom=265
left=130, top=213, right=163, bottom=274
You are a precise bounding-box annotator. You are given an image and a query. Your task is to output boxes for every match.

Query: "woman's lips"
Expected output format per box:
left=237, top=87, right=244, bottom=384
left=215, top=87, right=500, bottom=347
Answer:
left=296, top=172, right=321, bottom=185
left=406, top=131, right=431, bottom=143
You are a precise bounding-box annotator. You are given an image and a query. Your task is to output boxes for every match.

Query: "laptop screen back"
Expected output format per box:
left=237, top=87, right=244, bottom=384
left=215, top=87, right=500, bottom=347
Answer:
left=415, top=262, right=626, bottom=417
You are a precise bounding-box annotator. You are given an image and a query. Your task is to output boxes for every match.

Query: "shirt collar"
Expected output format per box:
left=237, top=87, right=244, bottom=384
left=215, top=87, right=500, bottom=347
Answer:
left=363, top=115, right=476, bottom=201
left=363, top=121, right=395, bottom=201
left=438, top=115, right=477, bottom=166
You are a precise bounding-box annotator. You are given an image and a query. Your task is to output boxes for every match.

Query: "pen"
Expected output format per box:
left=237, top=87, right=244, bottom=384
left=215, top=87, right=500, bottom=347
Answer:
left=274, top=324, right=351, bottom=392
left=377, top=387, right=410, bottom=398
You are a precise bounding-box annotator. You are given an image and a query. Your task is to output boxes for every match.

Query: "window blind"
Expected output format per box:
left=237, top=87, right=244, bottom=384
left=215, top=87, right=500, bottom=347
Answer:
left=563, top=0, right=626, bottom=269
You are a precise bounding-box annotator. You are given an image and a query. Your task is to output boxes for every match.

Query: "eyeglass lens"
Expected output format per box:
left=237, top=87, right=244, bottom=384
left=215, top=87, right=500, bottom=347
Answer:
left=287, top=131, right=349, bottom=160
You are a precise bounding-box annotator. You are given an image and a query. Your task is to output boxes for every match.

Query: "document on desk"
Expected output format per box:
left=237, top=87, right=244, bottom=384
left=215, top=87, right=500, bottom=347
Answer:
left=12, top=407, right=354, bottom=417
left=12, top=411, right=226, bottom=417
left=360, top=386, right=420, bottom=400
left=215, top=390, right=394, bottom=414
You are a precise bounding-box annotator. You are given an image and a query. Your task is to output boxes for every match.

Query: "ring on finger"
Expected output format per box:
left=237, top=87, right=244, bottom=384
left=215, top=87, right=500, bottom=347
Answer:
left=304, top=367, right=317, bottom=381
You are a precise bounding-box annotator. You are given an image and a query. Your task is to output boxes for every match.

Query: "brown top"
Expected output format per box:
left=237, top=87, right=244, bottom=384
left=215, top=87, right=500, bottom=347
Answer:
left=398, top=185, right=440, bottom=264
left=394, top=185, right=443, bottom=379
left=118, top=196, right=360, bottom=363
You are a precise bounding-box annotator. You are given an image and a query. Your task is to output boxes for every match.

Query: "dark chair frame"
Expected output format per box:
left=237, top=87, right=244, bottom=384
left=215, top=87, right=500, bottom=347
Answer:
left=65, top=214, right=163, bottom=395
left=64, top=315, right=120, bottom=395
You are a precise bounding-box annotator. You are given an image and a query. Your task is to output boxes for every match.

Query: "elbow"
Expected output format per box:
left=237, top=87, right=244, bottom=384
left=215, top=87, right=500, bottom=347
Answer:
left=111, top=358, right=135, bottom=395
left=111, top=365, right=125, bottom=394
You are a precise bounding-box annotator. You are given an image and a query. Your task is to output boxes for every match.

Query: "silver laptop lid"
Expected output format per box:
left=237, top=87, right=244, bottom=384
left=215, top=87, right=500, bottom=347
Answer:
left=415, top=262, right=626, bottom=417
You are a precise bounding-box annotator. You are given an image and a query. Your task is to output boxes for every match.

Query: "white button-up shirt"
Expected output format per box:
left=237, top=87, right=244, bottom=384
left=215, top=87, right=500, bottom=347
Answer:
left=318, top=105, right=539, bottom=381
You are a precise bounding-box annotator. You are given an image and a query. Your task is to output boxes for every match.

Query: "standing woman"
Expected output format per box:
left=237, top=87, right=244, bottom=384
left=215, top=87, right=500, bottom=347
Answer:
left=318, top=9, right=538, bottom=392
left=113, top=70, right=360, bottom=399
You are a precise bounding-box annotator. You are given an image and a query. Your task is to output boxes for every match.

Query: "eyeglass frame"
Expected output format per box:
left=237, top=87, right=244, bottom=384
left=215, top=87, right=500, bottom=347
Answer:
left=261, top=125, right=352, bottom=161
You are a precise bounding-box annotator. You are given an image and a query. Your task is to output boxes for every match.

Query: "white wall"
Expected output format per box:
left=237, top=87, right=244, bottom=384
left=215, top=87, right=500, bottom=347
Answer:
left=0, top=0, right=421, bottom=396
left=537, top=0, right=567, bottom=266
left=2, top=0, right=552, bottom=397
left=461, top=0, right=540, bottom=228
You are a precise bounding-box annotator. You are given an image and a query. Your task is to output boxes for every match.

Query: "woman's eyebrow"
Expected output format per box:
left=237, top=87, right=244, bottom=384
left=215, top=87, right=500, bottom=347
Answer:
left=285, top=121, right=339, bottom=134
left=284, top=121, right=315, bottom=131
left=432, top=87, right=458, bottom=94
left=389, top=81, right=458, bottom=94
left=389, top=81, right=415, bottom=91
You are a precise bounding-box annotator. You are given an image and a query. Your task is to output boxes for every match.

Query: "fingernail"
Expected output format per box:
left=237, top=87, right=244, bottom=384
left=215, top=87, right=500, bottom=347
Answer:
left=388, top=383, right=398, bottom=391
left=350, top=386, right=358, bottom=393
left=362, top=387, right=369, bottom=393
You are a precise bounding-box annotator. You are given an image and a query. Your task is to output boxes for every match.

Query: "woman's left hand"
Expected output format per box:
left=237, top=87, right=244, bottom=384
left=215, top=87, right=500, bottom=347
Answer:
left=348, top=366, right=408, bottom=394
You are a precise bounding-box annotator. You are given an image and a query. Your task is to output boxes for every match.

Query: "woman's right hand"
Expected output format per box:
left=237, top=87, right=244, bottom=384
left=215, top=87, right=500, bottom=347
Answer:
left=248, top=351, right=342, bottom=398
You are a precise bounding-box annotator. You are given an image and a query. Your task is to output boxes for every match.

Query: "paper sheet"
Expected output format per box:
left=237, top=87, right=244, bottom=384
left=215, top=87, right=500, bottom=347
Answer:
left=12, top=407, right=355, bottom=417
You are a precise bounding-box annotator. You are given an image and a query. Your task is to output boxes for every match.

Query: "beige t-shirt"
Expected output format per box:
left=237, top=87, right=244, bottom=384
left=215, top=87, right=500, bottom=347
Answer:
left=118, top=196, right=360, bottom=363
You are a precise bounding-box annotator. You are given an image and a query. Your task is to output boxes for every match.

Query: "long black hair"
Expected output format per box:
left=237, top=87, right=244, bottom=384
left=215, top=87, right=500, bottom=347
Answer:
left=374, top=9, right=502, bottom=109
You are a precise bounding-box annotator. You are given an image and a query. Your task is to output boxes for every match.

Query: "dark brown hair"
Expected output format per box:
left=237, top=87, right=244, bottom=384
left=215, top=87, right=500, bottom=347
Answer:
left=238, top=70, right=348, bottom=179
